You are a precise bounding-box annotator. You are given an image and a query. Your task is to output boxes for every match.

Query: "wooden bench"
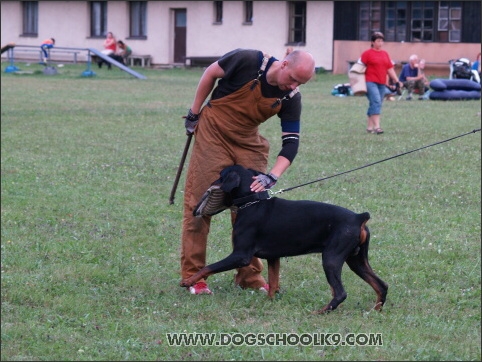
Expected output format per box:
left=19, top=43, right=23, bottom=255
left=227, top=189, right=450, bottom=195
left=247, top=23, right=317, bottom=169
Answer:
left=127, top=54, right=151, bottom=67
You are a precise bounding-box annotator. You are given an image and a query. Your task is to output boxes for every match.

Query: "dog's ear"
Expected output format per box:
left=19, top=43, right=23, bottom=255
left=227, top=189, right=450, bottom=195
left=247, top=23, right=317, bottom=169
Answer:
left=220, top=170, right=241, bottom=192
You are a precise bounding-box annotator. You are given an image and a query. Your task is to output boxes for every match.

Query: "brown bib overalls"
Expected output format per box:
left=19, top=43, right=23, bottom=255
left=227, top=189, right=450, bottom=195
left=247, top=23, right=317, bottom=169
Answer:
left=181, top=58, right=282, bottom=289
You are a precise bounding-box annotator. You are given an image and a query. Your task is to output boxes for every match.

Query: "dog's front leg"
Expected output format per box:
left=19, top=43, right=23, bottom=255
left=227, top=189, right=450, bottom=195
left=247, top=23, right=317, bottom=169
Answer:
left=180, top=267, right=214, bottom=288
left=180, top=252, right=254, bottom=288
left=267, top=258, right=280, bottom=299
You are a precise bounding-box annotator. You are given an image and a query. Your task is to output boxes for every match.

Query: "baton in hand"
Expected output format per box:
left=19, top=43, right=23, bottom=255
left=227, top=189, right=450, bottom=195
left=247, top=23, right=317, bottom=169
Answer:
left=169, top=133, right=193, bottom=205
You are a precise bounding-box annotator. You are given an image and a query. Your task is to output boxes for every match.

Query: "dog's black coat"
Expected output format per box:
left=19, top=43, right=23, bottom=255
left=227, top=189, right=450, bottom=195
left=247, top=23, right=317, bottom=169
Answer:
left=181, top=165, right=388, bottom=313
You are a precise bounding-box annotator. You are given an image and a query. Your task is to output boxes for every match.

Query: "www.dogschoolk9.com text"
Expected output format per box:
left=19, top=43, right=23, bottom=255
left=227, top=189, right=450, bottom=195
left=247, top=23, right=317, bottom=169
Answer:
left=166, top=332, right=383, bottom=347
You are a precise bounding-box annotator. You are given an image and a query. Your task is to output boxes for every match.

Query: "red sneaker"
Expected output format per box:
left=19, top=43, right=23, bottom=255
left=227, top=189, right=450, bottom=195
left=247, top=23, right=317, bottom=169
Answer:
left=188, top=281, right=212, bottom=295
left=259, top=283, right=269, bottom=294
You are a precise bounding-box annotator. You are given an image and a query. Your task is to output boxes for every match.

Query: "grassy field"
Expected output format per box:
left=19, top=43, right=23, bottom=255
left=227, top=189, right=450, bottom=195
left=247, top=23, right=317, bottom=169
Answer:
left=1, top=61, right=480, bottom=361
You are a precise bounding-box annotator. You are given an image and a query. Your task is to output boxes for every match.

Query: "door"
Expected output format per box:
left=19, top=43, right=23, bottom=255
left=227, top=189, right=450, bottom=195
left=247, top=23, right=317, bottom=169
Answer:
left=174, top=9, right=186, bottom=63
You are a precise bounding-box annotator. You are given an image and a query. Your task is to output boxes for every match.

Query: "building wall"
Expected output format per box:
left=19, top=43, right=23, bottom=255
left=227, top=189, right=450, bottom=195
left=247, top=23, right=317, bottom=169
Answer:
left=1, top=1, right=334, bottom=70
left=3, top=1, right=477, bottom=75
left=333, top=40, right=481, bottom=76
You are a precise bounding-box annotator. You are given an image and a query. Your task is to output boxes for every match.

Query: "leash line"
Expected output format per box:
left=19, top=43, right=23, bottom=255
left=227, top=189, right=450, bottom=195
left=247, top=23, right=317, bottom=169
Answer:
left=276, top=128, right=481, bottom=194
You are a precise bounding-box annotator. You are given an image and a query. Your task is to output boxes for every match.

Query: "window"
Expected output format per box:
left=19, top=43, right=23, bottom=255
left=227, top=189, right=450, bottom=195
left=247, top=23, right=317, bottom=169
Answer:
left=288, top=1, right=306, bottom=44
left=90, top=1, right=107, bottom=37
left=359, top=2, right=382, bottom=41
left=244, top=1, right=253, bottom=24
left=384, top=2, right=407, bottom=42
left=340, top=1, right=478, bottom=43
left=130, top=1, right=147, bottom=38
left=438, top=1, right=462, bottom=42
left=22, top=1, right=38, bottom=36
left=214, top=1, right=223, bottom=24
left=410, top=1, right=434, bottom=41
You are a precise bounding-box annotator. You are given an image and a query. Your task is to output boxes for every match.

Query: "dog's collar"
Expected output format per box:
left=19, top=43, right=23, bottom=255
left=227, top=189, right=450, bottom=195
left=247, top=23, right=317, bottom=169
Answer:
left=233, top=191, right=270, bottom=207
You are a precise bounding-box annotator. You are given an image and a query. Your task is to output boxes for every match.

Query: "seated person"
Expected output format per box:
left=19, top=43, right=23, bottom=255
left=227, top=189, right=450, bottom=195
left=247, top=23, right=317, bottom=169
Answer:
left=399, top=54, right=428, bottom=100
left=384, top=77, right=399, bottom=101
left=384, top=63, right=401, bottom=101
left=417, top=59, right=430, bottom=96
left=116, top=40, right=132, bottom=65
left=98, top=31, right=119, bottom=69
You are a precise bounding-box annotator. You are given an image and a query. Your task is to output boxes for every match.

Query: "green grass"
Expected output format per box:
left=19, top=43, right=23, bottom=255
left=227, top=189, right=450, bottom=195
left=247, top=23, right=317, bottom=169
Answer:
left=1, top=61, right=481, bottom=361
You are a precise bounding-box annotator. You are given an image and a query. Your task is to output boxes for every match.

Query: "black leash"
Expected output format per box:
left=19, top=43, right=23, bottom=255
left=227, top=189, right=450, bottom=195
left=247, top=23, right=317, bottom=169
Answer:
left=275, top=128, right=481, bottom=194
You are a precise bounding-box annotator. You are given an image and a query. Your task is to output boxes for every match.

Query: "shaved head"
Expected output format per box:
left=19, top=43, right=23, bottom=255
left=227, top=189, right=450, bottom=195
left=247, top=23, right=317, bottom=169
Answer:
left=285, top=50, right=316, bottom=84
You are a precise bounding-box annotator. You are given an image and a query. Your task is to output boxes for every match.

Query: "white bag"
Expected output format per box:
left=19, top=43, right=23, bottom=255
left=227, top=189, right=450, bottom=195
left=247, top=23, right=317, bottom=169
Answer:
left=348, top=59, right=367, bottom=96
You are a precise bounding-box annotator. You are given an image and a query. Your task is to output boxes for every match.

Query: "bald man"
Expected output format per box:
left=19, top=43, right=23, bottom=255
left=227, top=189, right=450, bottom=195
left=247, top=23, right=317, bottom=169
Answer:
left=180, top=48, right=315, bottom=295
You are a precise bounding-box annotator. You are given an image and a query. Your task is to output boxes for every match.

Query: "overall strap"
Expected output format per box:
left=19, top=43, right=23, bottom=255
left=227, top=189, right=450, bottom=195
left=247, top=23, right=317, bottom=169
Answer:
left=271, top=86, right=300, bottom=108
left=251, top=53, right=271, bottom=90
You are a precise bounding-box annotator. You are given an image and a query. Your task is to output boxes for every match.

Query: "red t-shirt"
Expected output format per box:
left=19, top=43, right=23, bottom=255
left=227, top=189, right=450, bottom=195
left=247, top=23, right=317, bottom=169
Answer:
left=361, top=48, right=394, bottom=85
left=104, top=38, right=117, bottom=52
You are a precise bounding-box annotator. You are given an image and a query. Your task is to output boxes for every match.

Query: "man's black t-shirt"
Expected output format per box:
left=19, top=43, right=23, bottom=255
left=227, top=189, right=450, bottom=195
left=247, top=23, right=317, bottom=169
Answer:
left=211, top=48, right=302, bottom=129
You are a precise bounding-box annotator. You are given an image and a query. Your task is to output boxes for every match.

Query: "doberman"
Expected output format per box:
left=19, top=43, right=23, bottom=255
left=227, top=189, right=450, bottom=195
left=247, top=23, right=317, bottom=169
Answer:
left=180, top=165, right=388, bottom=313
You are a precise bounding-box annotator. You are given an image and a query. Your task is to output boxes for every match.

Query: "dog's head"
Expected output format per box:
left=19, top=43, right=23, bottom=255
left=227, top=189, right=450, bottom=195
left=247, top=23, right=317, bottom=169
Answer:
left=216, top=165, right=262, bottom=200
left=193, top=165, right=262, bottom=217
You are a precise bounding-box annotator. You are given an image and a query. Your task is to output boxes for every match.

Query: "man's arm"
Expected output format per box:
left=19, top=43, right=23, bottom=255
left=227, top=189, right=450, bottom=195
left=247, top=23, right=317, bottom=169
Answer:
left=190, top=62, right=225, bottom=114
left=250, top=132, right=298, bottom=192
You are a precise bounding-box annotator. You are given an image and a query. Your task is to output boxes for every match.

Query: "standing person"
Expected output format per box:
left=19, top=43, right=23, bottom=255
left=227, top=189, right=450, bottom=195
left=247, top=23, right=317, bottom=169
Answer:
left=472, top=52, right=481, bottom=79
left=180, top=49, right=315, bottom=295
left=360, top=32, right=402, bottom=134
left=399, top=54, right=427, bottom=100
left=98, top=31, right=117, bottom=69
left=40, top=38, right=55, bottom=65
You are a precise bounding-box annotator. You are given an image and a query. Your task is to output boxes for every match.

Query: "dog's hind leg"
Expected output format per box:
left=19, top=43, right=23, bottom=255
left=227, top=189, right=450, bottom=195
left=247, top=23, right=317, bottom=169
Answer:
left=345, top=244, right=388, bottom=311
left=266, top=258, right=280, bottom=299
left=314, top=254, right=347, bottom=314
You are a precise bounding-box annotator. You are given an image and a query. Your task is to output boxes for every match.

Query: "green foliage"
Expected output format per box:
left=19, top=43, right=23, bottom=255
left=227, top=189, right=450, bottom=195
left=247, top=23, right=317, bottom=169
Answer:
left=1, top=62, right=481, bottom=361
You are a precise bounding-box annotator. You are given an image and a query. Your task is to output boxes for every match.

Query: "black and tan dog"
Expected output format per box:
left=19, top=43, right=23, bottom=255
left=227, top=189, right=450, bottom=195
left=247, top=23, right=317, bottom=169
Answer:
left=181, top=165, right=388, bottom=313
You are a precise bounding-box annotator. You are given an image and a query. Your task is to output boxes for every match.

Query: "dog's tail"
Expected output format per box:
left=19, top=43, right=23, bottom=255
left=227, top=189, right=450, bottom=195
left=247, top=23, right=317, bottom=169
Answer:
left=358, top=212, right=370, bottom=245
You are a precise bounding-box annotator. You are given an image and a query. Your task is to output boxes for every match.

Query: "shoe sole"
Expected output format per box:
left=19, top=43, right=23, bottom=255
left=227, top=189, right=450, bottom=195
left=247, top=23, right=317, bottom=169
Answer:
left=189, top=286, right=212, bottom=295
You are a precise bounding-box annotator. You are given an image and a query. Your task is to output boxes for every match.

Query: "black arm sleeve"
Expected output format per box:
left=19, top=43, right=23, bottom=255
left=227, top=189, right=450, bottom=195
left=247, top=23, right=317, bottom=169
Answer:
left=278, top=134, right=299, bottom=163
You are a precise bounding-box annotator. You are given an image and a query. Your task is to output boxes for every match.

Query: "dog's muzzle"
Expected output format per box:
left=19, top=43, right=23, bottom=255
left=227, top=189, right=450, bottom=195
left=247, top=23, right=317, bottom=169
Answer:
left=193, top=185, right=229, bottom=217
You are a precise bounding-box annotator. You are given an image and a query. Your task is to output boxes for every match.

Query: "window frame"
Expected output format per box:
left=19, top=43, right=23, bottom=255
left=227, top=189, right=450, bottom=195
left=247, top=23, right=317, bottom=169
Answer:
left=129, top=1, right=147, bottom=39
left=243, top=1, right=253, bottom=25
left=213, top=1, right=223, bottom=24
left=438, top=1, right=462, bottom=42
left=384, top=1, right=407, bottom=42
left=288, top=1, right=306, bottom=45
left=358, top=1, right=467, bottom=43
left=90, top=1, right=107, bottom=38
left=22, top=1, right=38, bottom=37
left=359, top=1, right=383, bottom=41
left=410, top=1, right=435, bottom=42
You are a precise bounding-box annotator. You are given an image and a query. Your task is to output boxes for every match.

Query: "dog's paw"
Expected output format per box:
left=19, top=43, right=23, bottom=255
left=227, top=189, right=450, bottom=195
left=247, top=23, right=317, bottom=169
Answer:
left=312, top=306, right=333, bottom=315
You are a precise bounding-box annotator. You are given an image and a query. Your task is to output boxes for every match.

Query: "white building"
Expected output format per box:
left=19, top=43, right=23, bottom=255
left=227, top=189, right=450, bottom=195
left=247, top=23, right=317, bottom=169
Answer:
left=1, top=1, right=480, bottom=75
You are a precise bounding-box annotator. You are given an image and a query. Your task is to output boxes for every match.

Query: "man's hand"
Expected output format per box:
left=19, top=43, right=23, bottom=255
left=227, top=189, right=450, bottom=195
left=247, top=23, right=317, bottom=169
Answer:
left=251, top=173, right=278, bottom=192
left=183, top=109, right=199, bottom=135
